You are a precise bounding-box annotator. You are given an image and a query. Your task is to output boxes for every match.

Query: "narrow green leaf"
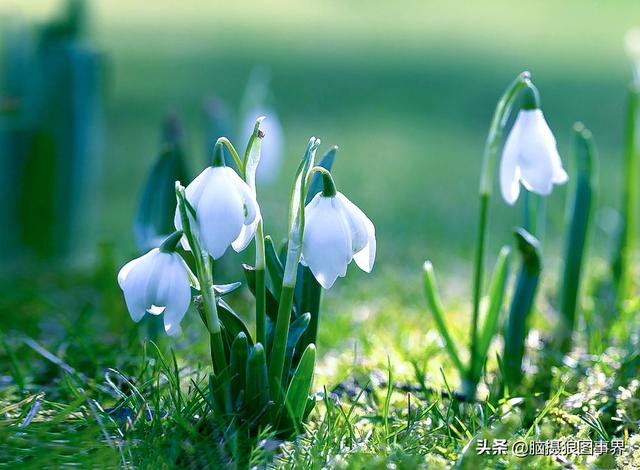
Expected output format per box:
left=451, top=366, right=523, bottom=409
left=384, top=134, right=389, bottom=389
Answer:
left=282, top=313, right=311, bottom=384
left=243, top=264, right=281, bottom=323
left=474, top=245, right=511, bottom=379
left=422, top=262, right=465, bottom=374
left=217, top=298, right=253, bottom=345
left=558, top=123, right=597, bottom=353
left=283, top=344, right=316, bottom=429
left=208, top=372, right=226, bottom=416
left=288, top=138, right=319, bottom=246
left=134, top=119, right=189, bottom=252
left=302, top=396, right=316, bottom=421
left=503, top=228, right=542, bottom=389
left=265, top=235, right=284, bottom=299
left=213, top=282, right=242, bottom=296
left=612, top=85, right=639, bottom=307
left=229, top=332, right=249, bottom=408
left=246, top=343, right=269, bottom=419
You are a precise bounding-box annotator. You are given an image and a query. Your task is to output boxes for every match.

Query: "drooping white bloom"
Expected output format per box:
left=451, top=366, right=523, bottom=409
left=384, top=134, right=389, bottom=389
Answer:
left=117, top=248, right=192, bottom=335
left=500, top=109, right=568, bottom=205
left=301, top=192, right=376, bottom=289
left=174, top=166, right=259, bottom=259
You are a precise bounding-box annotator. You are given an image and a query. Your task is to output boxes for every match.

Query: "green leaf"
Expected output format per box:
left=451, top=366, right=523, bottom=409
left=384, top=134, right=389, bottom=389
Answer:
left=287, top=138, right=320, bottom=253
left=422, top=261, right=465, bottom=374
left=217, top=298, right=253, bottom=345
left=558, top=124, right=597, bottom=353
left=282, top=344, right=316, bottom=431
left=213, top=282, right=242, bottom=296
left=208, top=372, right=226, bottom=415
left=282, top=313, right=311, bottom=383
left=134, top=126, right=189, bottom=252
left=612, top=86, right=639, bottom=307
left=243, top=264, right=280, bottom=323
left=302, top=396, right=316, bottom=421
left=503, top=228, right=542, bottom=389
left=229, top=332, right=249, bottom=409
left=246, top=343, right=269, bottom=419
left=264, top=235, right=284, bottom=299
left=474, top=246, right=511, bottom=380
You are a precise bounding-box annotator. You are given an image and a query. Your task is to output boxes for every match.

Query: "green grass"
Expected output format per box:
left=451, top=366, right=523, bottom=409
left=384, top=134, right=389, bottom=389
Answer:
left=2, top=0, right=640, bottom=468
left=2, top=257, right=640, bottom=468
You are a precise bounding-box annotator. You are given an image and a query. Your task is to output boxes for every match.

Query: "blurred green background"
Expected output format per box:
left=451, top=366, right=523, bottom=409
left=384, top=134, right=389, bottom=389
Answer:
left=2, top=0, right=639, bottom=275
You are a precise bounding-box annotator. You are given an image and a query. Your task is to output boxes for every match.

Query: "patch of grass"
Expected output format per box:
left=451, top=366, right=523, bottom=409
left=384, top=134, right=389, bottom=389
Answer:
left=1, top=255, right=639, bottom=468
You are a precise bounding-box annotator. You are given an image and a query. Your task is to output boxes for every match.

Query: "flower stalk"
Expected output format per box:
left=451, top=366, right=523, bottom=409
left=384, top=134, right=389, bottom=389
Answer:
left=243, top=118, right=267, bottom=347
left=470, top=72, right=532, bottom=394
left=175, top=184, right=227, bottom=377
left=269, top=138, right=319, bottom=402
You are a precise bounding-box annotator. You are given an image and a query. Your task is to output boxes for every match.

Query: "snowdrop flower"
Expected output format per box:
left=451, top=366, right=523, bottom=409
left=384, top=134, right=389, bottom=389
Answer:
left=301, top=169, right=375, bottom=289
left=174, top=143, right=259, bottom=259
left=117, top=232, right=192, bottom=335
left=499, top=87, right=568, bottom=205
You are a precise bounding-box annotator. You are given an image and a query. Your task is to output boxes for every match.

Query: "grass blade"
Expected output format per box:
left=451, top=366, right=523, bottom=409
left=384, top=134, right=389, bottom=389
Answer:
left=422, top=261, right=465, bottom=374
left=473, top=246, right=511, bottom=381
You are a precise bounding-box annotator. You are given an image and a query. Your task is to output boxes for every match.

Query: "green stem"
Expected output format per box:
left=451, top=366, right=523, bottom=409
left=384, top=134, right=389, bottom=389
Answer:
left=255, top=222, right=266, bottom=347
left=470, top=193, right=489, bottom=385
left=269, top=283, right=296, bottom=402
left=470, top=72, right=532, bottom=394
left=216, top=137, right=244, bottom=171
left=176, top=186, right=228, bottom=376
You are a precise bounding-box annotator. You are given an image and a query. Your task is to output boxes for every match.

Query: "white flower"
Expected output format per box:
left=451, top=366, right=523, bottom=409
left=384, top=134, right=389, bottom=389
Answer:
left=301, top=192, right=376, bottom=289
left=500, top=109, right=568, bottom=205
left=174, top=166, right=259, bottom=259
left=117, top=248, right=192, bottom=335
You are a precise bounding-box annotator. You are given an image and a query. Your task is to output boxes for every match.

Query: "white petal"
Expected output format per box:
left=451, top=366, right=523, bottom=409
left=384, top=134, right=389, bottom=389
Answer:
left=117, top=256, right=142, bottom=287
left=146, top=252, right=177, bottom=308
left=553, top=165, right=569, bottom=185
left=335, top=193, right=376, bottom=272
left=302, top=195, right=352, bottom=289
left=196, top=167, right=245, bottom=259
left=117, top=249, right=160, bottom=322
left=225, top=167, right=259, bottom=226
left=180, top=257, right=200, bottom=290
left=174, top=167, right=214, bottom=250
left=147, top=305, right=166, bottom=315
left=232, top=205, right=261, bottom=252
left=226, top=167, right=261, bottom=253
left=500, top=112, right=523, bottom=205
left=518, top=110, right=558, bottom=196
left=334, top=193, right=368, bottom=253
left=162, top=254, right=192, bottom=335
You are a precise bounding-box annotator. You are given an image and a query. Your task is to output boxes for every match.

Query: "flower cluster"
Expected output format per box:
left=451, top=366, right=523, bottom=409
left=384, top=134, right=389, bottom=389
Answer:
left=118, top=134, right=375, bottom=335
